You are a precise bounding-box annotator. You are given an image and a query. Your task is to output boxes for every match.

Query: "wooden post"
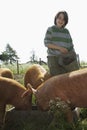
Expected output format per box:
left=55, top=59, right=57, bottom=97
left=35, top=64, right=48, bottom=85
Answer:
left=76, top=54, right=80, bottom=68
left=39, top=58, right=42, bottom=65
left=17, top=60, right=19, bottom=74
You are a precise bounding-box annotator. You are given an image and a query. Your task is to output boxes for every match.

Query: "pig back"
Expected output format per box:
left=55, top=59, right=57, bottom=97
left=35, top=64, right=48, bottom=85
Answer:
left=0, top=77, right=26, bottom=102
left=35, top=68, right=87, bottom=110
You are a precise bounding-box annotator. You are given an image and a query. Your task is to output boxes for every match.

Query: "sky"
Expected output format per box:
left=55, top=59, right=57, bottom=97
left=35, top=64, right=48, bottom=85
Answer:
left=0, top=0, right=87, bottom=63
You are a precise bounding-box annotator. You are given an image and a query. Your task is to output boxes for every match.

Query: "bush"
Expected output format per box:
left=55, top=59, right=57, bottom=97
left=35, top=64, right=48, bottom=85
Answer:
left=80, top=108, right=87, bottom=120
left=48, top=98, right=83, bottom=130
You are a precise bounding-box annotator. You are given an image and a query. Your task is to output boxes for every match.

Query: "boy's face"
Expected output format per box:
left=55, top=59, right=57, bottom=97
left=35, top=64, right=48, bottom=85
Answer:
left=56, top=13, right=65, bottom=28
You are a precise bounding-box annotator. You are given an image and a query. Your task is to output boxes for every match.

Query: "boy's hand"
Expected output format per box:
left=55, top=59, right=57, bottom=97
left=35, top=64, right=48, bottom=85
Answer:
left=59, top=47, right=68, bottom=54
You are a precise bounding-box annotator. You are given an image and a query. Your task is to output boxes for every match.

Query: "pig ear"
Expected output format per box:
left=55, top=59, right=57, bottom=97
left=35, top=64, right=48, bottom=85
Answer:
left=27, top=83, right=37, bottom=94
left=21, top=89, right=30, bottom=98
left=40, top=78, right=44, bottom=82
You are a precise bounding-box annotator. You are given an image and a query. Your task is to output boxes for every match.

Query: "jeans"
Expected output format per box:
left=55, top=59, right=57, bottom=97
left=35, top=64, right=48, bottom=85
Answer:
left=47, top=56, right=79, bottom=76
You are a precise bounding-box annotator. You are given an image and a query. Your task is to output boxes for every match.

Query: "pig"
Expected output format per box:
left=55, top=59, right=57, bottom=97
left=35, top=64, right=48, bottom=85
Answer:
left=0, top=68, right=13, bottom=79
left=28, top=68, right=87, bottom=122
left=0, top=77, right=32, bottom=129
left=24, top=64, right=51, bottom=89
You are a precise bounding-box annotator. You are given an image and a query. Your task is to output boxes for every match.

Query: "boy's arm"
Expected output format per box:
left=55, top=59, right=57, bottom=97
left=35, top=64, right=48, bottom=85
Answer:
left=47, top=43, right=68, bottom=54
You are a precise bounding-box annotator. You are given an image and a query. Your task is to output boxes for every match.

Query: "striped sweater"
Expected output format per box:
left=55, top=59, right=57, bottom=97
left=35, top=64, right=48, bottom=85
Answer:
left=44, top=25, right=74, bottom=56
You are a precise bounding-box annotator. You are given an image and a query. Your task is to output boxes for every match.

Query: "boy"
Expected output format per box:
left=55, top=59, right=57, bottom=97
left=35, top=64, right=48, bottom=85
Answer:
left=44, top=11, right=79, bottom=76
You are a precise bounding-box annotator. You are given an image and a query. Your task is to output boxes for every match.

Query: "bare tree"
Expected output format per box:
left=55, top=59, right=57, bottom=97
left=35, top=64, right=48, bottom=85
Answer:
left=30, top=50, right=38, bottom=63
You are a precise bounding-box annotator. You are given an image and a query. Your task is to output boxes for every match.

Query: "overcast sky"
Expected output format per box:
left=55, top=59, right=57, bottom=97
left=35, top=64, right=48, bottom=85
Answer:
left=0, top=0, right=87, bottom=63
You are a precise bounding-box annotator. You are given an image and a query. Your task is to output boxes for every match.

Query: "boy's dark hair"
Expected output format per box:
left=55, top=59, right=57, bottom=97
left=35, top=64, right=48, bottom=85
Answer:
left=54, top=11, right=68, bottom=27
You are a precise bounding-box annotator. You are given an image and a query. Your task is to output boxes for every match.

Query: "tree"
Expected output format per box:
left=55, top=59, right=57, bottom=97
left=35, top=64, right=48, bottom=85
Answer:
left=0, top=52, right=9, bottom=64
left=0, top=43, right=19, bottom=64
